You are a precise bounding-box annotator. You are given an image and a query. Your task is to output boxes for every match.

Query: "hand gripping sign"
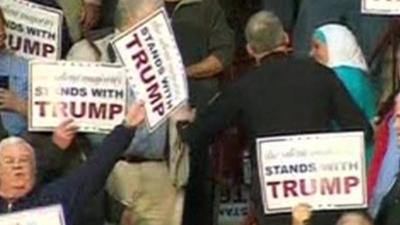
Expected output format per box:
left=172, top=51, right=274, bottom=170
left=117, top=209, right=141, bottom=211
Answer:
left=362, top=0, right=400, bottom=15
left=111, top=8, right=188, bottom=132
left=0, top=0, right=63, bottom=59
left=29, top=61, right=128, bottom=133
left=256, top=132, right=367, bottom=215
left=0, top=204, right=66, bottom=225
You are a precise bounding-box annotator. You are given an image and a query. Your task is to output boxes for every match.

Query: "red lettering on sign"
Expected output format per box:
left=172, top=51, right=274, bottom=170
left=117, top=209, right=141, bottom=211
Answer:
left=283, top=180, right=298, bottom=197
left=266, top=181, right=280, bottom=198
left=109, top=104, right=123, bottom=119
left=8, top=34, right=55, bottom=57
left=34, top=101, right=49, bottom=117
left=140, top=65, right=155, bottom=83
left=321, top=177, right=341, bottom=195
left=266, top=176, right=361, bottom=198
left=34, top=101, right=123, bottom=120
left=125, top=31, right=165, bottom=118
left=299, top=179, right=316, bottom=196
left=344, top=176, right=359, bottom=194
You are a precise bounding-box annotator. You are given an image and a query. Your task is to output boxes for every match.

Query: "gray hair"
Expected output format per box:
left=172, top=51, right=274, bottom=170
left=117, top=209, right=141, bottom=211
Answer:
left=336, top=212, right=373, bottom=225
left=0, top=137, right=36, bottom=168
left=115, top=0, right=164, bottom=29
left=245, top=10, right=286, bottom=54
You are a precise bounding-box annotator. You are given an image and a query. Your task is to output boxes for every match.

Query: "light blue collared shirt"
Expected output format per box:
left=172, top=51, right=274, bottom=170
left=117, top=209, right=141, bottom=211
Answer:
left=123, top=88, right=167, bottom=159
left=86, top=87, right=167, bottom=159
left=0, top=51, right=28, bottom=136
left=69, top=33, right=167, bottom=159
left=370, top=116, right=400, bottom=217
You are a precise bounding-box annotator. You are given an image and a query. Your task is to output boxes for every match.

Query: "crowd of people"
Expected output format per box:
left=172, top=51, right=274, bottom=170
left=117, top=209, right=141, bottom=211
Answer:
left=0, top=0, right=399, bottom=225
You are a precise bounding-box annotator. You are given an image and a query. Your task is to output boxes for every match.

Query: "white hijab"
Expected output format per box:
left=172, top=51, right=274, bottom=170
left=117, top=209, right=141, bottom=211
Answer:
left=314, top=24, right=368, bottom=72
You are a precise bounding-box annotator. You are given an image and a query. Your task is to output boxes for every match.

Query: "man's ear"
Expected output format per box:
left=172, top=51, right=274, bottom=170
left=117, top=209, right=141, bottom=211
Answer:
left=283, top=33, right=290, bottom=46
left=246, top=43, right=256, bottom=57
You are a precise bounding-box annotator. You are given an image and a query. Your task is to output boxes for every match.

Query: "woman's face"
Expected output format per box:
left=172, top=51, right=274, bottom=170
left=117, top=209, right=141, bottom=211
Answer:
left=310, top=38, right=329, bottom=65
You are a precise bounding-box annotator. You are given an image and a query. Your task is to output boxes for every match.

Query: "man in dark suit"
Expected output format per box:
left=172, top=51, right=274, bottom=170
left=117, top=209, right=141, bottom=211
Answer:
left=176, top=10, right=372, bottom=225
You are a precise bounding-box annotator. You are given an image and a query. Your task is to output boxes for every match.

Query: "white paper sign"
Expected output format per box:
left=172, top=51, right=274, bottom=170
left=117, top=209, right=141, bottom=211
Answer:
left=0, top=0, right=62, bottom=59
left=218, top=184, right=249, bottom=225
left=0, top=204, right=66, bottom=225
left=256, top=132, right=367, bottom=215
left=362, top=0, right=400, bottom=15
left=29, top=61, right=128, bottom=133
left=111, top=8, right=188, bottom=131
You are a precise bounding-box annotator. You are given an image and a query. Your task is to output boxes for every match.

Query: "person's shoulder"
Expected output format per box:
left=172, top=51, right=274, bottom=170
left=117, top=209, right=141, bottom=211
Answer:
left=0, top=51, right=29, bottom=71
left=334, top=66, right=367, bottom=78
left=296, top=56, right=337, bottom=76
left=201, top=0, right=215, bottom=6
left=288, top=55, right=327, bottom=69
left=0, top=50, right=27, bottom=62
left=67, top=32, right=115, bottom=61
left=236, top=66, right=261, bottom=83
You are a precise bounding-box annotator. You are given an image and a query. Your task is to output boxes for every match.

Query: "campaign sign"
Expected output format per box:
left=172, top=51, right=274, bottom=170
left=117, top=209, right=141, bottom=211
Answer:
left=0, top=204, right=65, bottom=225
left=256, top=132, right=367, bottom=215
left=362, top=0, right=400, bottom=15
left=218, top=183, right=249, bottom=225
left=0, top=0, right=62, bottom=59
left=29, top=61, right=128, bottom=133
left=111, top=8, right=188, bottom=132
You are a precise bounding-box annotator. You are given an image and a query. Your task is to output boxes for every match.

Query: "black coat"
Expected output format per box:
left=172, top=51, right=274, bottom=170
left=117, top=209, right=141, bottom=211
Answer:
left=180, top=52, right=372, bottom=225
left=0, top=126, right=135, bottom=225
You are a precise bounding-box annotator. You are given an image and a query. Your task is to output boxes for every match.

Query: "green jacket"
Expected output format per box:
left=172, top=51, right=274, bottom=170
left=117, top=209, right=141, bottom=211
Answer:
left=171, top=0, right=234, bottom=67
left=170, top=0, right=235, bottom=109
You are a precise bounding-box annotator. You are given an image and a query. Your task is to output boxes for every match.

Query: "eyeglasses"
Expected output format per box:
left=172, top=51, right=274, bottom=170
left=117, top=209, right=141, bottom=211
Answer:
left=1, top=156, right=32, bottom=168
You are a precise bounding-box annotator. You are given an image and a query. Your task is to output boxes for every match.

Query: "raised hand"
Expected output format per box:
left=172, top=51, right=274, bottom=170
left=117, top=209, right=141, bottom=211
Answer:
left=171, top=104, right=196, bottom=122
left=124, top=101, right=146, bottom=128
left=292, top=203, right=312, bottom=225
left=52, top=119, right=79, bottom=150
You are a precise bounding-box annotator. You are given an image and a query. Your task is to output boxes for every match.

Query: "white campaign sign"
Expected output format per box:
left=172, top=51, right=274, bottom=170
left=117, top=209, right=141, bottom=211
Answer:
left=256, top=132, right=367, bottom=215
left=29, top=61, right=128, bottom=133
left=362, top=0, right=400, bottom=15
left=0, top=204, right=66, bottom=225
left=218, top=183, right=249, bottom=225
left=0, top=0, right=63, bottom=59
left=111, top=8, right=188, bottom=132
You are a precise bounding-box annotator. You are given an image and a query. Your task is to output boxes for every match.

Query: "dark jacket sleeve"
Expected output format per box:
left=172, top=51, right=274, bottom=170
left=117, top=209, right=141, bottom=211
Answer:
left=41, top=125, right=135, bottom=222
left=180, top=84, right=241, bottom=149
left=328, top=70, right=373, bottom=140
left=204, top=0, right=235, bottom=67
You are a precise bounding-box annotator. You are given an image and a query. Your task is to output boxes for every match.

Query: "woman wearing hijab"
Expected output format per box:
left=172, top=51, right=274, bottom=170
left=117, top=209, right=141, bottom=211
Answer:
left=310, top=23, right=377, bottom=164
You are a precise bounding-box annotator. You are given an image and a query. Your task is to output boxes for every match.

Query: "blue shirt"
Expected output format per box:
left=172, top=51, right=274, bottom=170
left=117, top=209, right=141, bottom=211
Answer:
left=122, top=88, right=167, bottom=159
left=0, top=51, right=29, bottom=136
left=86, top=87, right=167, bottom=159
left=370, top=116, right=400, bottom=216
left=70, top=33, right=167, bottom=159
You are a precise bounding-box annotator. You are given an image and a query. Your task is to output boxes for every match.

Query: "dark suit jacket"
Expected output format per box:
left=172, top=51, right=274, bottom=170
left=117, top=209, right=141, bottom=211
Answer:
left=180, top=52, right=372, bottom=225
